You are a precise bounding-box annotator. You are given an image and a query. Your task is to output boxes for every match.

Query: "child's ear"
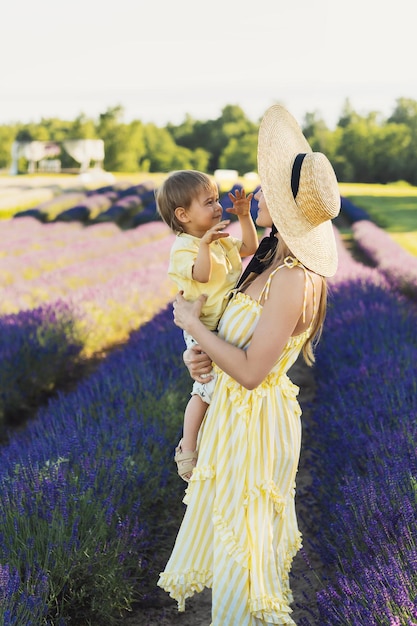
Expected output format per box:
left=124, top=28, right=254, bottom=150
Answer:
left=174, top=206, right=189, bottom=224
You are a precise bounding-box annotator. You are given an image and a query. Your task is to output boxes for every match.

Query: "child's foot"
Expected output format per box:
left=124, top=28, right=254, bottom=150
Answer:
left=174, top=440, right=198, bottom=482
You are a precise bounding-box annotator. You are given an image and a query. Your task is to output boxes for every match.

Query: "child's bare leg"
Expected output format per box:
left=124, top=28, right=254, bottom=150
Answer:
left=182, top=394, right=208, bottom=451
left=175, top=395, right=208, bottom=482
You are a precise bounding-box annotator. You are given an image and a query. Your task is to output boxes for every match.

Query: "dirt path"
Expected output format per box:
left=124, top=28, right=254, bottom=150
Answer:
left=125, top=356, right=321, bottom=626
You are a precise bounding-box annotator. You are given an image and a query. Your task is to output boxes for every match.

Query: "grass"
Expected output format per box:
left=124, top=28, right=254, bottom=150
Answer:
left=339, top=182, right=417, bottom=231
left=111, top=172, right=165, bottom=186
left=339, top=181, right=417, bottom=255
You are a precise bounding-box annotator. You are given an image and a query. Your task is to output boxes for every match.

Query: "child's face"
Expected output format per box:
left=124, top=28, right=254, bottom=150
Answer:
left=182, top=188, right=223, bottom=237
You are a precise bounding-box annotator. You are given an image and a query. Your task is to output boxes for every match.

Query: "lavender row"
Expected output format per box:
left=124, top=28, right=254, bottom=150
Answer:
left=298, top=234, right=417, bottom=624
left=352, top=219, right=417, bottom=299
left=0, top=218, right=176, bottom=428
left=339, top=195, right=417, bottom=298
left=13, top=182, right=158, bottom=228
left=0, top=302, right=83, bottom=434
left=0, top=306, right=188, bottom=624
left=0, top=221, right=244, bottom=431
left=0, top=219, right=177, bottom=356
left=0, top=218, right=171, bottom=288
left=11, top=181, right=257, bottom=230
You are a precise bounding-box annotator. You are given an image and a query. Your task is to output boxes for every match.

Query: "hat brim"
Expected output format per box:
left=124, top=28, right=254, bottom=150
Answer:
left=257, top=105, right=338, bottom=277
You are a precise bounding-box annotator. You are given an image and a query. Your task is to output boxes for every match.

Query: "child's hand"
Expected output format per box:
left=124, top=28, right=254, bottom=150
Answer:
left=201, top=220, right=231, bottom=245
left=226, top=189, right=253, bottom=217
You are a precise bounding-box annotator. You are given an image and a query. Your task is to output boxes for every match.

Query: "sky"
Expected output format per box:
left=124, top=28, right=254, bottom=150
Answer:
left=2, top=0, right=417, bottom=130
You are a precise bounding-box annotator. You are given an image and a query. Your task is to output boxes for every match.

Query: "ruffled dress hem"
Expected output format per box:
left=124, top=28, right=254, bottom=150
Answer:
left=157, top=531, right=303, bottom=621
left=157, top=569, right=213, bottom=612
left=250, top=595, right=296, bottom=624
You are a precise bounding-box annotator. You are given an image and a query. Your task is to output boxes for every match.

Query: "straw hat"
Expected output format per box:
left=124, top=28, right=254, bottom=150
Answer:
left=257, top=104, right=341, bottom=277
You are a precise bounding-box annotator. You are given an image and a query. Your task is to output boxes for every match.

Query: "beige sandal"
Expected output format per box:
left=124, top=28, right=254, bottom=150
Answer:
left=174, top=440, right=198, bottom=482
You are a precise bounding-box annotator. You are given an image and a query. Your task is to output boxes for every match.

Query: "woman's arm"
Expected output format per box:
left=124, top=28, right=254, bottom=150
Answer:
left=173, top=267, right=307, bottom=389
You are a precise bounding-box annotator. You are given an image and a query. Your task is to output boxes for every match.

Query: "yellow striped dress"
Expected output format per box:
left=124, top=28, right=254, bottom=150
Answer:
left=158, top=260, right=315, bottom=625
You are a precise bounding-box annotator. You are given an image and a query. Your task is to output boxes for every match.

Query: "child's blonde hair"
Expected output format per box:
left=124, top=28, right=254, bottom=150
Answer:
left=156, top=170, right=219, bottom=234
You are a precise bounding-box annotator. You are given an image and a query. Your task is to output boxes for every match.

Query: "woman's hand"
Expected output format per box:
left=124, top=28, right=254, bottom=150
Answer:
left=173, top=291, right=207, bottom=334
left=183, top=345, right=213, bottom=383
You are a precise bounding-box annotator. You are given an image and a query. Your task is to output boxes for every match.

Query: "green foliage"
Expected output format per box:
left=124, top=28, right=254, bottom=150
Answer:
left=97, top=107, right=145, bottom=172
left=142, top=123, right=202, bottom=172
left=67, top=114, right=98, bottom=140
left=15, top=124, right=50, bottom=142
left=0, top=125, right=16, bottom=169
left=4, top=97, right=417, bottom=183
left=192, top=147, right=211, bottom=171
left=219, top=131, right=258, bottom=172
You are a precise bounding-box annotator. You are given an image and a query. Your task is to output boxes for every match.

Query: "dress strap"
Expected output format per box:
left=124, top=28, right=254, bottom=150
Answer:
left=259, top=256, right=317, bottom=329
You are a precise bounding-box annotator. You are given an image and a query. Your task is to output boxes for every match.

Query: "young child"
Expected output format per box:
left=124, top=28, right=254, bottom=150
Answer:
left=156, top=170, right=258, bottom=481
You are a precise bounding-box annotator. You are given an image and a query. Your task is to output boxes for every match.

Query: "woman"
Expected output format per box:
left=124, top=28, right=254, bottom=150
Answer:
left=158, top=104, right=341, bottom=625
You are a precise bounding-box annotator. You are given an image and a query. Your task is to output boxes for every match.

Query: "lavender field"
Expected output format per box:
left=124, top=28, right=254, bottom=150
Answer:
left=0, top=179, right=416, bottom=625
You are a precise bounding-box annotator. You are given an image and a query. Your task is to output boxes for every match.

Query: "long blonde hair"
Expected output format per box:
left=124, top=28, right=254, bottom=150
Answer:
left=238, top=237, right=327, bottom=366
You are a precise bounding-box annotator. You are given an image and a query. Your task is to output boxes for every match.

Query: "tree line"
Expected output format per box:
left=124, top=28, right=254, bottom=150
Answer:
left=1, top=98, right=417, bottom=185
